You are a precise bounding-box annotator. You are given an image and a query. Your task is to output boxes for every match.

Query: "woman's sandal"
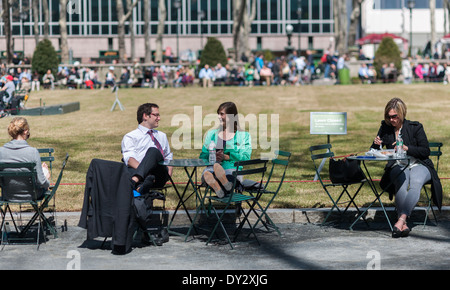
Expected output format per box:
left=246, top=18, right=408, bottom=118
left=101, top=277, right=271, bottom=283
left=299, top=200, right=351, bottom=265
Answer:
left=392, top=217, right=410, bottom=238
left=399, top=217, right=411, bottom=237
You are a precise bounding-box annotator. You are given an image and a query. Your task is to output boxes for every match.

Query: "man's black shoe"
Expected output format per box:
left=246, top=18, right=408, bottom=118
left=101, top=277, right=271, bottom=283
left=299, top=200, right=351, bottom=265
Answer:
left=158, top=228, right=169, bottom=243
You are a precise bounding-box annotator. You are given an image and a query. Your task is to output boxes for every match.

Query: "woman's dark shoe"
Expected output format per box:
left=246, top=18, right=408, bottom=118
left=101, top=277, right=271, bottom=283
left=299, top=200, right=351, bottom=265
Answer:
left=392, top=226, right=402, bottom=238
left=401, top=227, right=411, bottom=237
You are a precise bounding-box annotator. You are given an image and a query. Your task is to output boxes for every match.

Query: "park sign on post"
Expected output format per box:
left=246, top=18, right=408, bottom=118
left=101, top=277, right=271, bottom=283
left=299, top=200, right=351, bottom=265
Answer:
left=310, top=112, right=347, bottom=181
left=310, top=112, right=347, bottom=135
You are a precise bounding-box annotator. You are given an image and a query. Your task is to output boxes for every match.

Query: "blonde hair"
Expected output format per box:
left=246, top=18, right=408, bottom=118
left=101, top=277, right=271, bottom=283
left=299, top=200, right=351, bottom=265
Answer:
left=384, top=98, right=407, bottom=125
left=8, top=117, right=30, bottom=139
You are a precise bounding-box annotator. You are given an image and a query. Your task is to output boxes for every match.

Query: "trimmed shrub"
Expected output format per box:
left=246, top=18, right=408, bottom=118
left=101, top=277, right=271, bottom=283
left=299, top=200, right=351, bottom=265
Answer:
left=373, top=37, right=402, bottom=76
left=31, top=39, right=59, bottom=76
left=199, top=37, right=228, bottom=68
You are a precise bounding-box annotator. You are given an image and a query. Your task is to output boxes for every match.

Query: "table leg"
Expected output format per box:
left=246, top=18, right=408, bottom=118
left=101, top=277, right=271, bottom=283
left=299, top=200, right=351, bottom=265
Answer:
left=167, top=167, right=198, bottom=236
left=350, top=159, right=410, bottom=231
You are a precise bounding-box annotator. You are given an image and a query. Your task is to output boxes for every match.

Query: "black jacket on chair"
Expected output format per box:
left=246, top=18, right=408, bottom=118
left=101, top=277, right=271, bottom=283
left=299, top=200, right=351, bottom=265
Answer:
left=371, top=119, right=442, bottom=211
left=78, top=159, right=135, bottom=253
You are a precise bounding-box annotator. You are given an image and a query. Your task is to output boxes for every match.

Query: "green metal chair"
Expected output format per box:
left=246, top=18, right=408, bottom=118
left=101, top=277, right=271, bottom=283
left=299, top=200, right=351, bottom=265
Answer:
left=200, top=159, right=268, bottom=249
left=21, top=153, right=69, bottom=238
left=0, top=153, right=69, bottom=249
left=243, top=150, right=291, bottom=236
left=0, top=162, right=44, bottom=249
left=309, top=144, right=367, bottom=226
left=419, top=142, right=443, bottom=226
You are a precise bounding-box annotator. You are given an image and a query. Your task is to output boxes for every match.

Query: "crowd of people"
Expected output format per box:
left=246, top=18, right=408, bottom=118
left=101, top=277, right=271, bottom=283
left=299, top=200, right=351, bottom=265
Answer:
left=357, top=55, right=450, bottom=85
left=2, top=50, right=450, bottom=100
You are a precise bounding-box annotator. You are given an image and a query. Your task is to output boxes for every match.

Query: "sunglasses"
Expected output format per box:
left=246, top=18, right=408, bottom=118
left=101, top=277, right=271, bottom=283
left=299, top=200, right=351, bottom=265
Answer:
left=388, top=114, right=398, bottom=120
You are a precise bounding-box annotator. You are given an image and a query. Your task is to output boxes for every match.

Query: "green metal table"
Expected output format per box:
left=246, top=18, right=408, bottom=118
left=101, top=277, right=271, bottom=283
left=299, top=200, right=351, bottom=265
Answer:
left=159, top=159, right=211, bottom=237
left=347, top=155, right=411, bottom=231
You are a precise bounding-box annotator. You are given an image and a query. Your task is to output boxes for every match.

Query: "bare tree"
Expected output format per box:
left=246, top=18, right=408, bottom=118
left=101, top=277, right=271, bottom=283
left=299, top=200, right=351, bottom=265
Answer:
left=1, top=0, right=12, bottom=64
left=127, top=0, right=135, bottom=60
left=143, top=0, right=151, bottom=63
left=333, top=0, right=347, bottom=54
left=430, top=0, right=436, bottom=56
left=444, top=0, right=448, bottom=35
left=348, top=0, right=363, bottom=47
left=33, top=0, right=39, bottom=45
left=116, top=0, right=139, bottom=63
left=155, top=0, right=166, bottom=63
left=232, top=0, right=256, bottom=62
left=42, top=0, right=49, bottom=39
left=232, top=0, right=246, bottom=61
left=59, top=0, right=69, bottom=63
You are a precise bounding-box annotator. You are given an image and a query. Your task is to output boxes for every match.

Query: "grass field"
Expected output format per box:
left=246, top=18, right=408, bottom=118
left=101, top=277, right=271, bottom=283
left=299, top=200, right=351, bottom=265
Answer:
left=2, top=83, right=448, bottom=211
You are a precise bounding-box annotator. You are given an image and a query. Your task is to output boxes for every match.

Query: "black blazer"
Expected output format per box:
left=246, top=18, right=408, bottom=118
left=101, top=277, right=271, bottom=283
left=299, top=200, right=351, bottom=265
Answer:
left=371, top=119, right=442, bottom=210
left=78, top=159, right=136, bottom=252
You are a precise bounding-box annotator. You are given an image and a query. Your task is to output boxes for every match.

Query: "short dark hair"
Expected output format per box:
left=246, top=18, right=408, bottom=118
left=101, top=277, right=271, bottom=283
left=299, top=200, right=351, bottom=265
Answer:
left=137, top=103, right=159, bottom=124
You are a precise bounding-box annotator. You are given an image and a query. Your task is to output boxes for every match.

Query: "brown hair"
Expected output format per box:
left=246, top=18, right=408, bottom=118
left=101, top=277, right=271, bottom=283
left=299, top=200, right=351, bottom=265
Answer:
left=384, top=98, right=407, bottom=125
left=8, top=117, right=30, bottom=139
left=217, top=102, right=240, bottom=132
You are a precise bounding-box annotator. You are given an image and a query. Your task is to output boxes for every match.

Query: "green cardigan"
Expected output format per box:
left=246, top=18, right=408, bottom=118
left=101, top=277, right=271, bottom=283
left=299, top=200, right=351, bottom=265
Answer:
left=199, top=129, right=252, bottom=170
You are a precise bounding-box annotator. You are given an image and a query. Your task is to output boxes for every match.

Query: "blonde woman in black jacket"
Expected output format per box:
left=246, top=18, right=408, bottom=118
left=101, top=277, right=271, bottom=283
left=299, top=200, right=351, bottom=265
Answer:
left=372, top=98, right=442, bottom=238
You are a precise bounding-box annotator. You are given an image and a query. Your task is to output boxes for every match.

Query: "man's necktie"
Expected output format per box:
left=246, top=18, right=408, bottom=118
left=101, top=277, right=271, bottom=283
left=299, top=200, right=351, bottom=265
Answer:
left=148, top=130, right=164, bottom=157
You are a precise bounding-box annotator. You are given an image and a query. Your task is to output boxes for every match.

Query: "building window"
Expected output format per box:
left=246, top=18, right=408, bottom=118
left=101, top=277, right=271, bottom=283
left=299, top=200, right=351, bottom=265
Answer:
left=2, top=0, right=335, bottom=37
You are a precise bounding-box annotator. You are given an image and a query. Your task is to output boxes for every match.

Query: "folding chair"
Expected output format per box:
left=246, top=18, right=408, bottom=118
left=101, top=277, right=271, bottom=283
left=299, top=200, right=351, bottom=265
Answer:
left=309, top=144, right=367, bottom=226
left=21, top=153, right=69, bottom=238
left=243, top=150, right=291, bottom=236
left=0, top=163, right=44, bottom=249
left=203, top=159, right=268, bottom=249
left=418, top=142, right=443, bottom=226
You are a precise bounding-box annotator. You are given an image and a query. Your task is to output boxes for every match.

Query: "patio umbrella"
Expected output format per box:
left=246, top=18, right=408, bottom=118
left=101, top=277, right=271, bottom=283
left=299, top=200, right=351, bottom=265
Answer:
left=356, top=33, right=408, bottom=45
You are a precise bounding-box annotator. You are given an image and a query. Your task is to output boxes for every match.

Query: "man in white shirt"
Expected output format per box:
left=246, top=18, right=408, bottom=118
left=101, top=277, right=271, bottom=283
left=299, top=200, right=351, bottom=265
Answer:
left=122, top=103, right=173, bottom=193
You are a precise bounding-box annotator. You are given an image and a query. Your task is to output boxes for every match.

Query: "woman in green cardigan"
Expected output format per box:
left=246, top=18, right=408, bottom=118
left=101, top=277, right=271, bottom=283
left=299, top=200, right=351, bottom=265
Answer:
left=200, top=102, right=252, bottom=197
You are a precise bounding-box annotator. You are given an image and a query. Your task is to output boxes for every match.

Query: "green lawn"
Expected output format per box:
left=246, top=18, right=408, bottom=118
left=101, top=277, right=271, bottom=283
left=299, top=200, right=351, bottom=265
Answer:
left=3, top=83, right=448, bottom=211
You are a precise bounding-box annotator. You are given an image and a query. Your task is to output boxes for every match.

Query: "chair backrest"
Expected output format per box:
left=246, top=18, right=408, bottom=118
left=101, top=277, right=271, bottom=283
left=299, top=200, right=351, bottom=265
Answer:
left=42, top=153, right=69, bottom=208
left=429, top=142, right=443, bottom=174
left=309, top=144, right=334, bottom=183
left=0, top=162, right=39, bottom=201
left=38, top=148, right=55, bottom=179
left=264, top=150, right=291, bottom=191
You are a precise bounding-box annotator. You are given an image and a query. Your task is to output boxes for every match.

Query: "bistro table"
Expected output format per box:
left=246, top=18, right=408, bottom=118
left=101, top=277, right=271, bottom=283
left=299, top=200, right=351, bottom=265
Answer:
left=159, top=159, right=211, bottom=237
left=347, top=154, right=411, bottom=231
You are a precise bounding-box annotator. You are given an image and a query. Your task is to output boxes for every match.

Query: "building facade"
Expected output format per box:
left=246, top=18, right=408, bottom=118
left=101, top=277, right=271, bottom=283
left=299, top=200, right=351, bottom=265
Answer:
left=362, top=0, right=449, bottom=57
left=0, top=0, right=335, bottom=62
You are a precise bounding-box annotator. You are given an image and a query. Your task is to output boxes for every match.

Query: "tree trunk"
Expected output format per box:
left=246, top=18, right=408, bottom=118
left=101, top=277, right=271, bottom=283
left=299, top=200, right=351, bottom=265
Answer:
left=232, top=0, right=246, bottom=62
left=333, top=0, right=347, bottom=54
left=241, top=0, right=256, bottom=59
left=155, top=0, right=166, bottom=63
left=348, top=0, right=362, bottom=47
left=117, top=0, right=139, bottom=63
left=33, top=0, right=39, bottom=45
left=127, top=0, right=135, bottom=61
left=59, top=0, right=69, bottom=64
left=430, top=0, right=436, bottom=56
left=143, top=0, right=151, bottom=63
left=2, top=0, right=12, bottom=64
left=42, top=0, right=49, bottom=39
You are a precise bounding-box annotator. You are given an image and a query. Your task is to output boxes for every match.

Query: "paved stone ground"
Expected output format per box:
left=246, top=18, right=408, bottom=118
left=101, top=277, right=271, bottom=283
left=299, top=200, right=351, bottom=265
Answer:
left=0, top=207, right=449, bottom=272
